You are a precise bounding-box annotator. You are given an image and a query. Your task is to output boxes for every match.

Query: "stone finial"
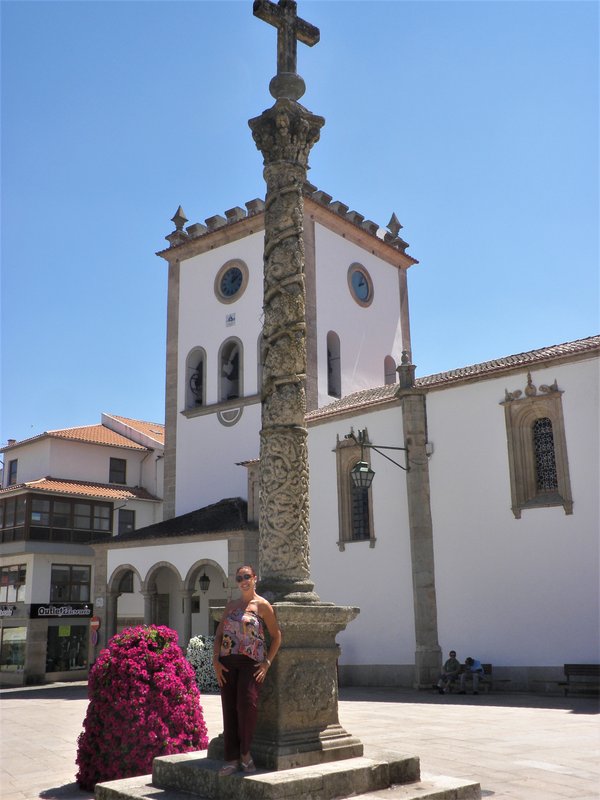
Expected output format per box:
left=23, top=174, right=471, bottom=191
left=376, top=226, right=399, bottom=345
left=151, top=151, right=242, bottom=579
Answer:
left=397, top=351, right=416, bottom=389
left=171, top=206, right=188, bottom=230
left=524, top=372, right=537, bottom=397
left=165, top=206, right=190, bottom=246
left=387, top=213, right=402, bottom=238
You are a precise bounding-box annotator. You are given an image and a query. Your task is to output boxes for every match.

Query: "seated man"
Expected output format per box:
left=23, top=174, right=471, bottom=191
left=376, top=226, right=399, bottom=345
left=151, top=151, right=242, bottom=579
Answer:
left=436, top=649, right=461, bottom=694
left=459, top=657, right=485, bottom=694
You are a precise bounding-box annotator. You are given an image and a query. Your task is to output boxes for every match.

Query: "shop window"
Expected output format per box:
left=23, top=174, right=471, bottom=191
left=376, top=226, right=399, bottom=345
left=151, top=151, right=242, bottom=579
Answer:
left=7, top=459, right=18, bottom=486
left=334, top=433, right=376, bottom=551
left=50, top=564, right=91, bottom=602
left=118, top=509, right=136, bottom=535
left=109, top=457, right=127, bottom=485
left=0, top=564, right=26, bottom=602
left=502, top=373, right=573, bottom=518
left=46, top=625, right=88, bottom=672
left=327, top=331, right=341, bottom=398
left=219, top=338, right=243, bottom=401
left=0, top=626, right=26, bottom=672
left=384, top=356, right=397, bottom=385
left=186, top=347, right=207, bottom=408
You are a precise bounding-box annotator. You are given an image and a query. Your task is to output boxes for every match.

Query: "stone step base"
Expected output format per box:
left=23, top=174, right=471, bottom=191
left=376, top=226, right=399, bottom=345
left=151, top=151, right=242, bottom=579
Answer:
left=95, top=753, right=480, bottom=800
left=349, top=772, right=481, bottom=799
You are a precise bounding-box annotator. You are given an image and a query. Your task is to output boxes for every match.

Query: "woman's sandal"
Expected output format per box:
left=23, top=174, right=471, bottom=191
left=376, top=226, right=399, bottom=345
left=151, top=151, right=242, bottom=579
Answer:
left=241, top=758, right=256, bottom=774
left=218, top=761, right=239, bottom=776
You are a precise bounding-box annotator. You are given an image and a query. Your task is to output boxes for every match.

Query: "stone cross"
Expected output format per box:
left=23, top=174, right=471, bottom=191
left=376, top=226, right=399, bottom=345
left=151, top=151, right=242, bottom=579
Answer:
left=253, top=0, right=319, bottom=100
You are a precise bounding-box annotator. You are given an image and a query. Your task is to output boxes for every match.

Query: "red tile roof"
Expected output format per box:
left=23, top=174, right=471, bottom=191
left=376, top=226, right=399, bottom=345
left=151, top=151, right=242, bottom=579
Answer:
left=0, top=477, right=160, bottom=501
left=307, top=335, right=600, bottom=422
left=108, top=416, right=165, bottom=445
left=2, top=422, right=156, bottom=452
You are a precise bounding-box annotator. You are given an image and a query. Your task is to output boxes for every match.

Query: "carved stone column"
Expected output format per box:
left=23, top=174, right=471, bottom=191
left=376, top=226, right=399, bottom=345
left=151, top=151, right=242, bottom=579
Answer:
left=249, top=97, right=324, bottom=602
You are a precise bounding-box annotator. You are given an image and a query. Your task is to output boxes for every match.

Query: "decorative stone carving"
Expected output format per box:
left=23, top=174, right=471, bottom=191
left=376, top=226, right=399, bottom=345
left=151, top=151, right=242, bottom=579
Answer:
left=249, top=97, right=324, bottom=603
left=504, top=372, right=561, bottom=403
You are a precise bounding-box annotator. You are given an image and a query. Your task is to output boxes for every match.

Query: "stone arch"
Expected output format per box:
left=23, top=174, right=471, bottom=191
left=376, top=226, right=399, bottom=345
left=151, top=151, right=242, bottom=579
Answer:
left=184, top=559, right=230, bottom=640
left=107, top=563, right=142, bottom=594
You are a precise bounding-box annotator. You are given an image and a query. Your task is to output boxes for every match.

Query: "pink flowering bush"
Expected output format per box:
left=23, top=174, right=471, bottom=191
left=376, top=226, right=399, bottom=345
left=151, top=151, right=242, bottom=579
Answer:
left=76, top=625, right=208, bottom=790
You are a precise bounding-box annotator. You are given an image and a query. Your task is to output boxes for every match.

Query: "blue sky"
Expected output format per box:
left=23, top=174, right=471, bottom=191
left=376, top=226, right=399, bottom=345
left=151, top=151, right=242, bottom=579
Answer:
left=1, top=0, right=598, bottom=444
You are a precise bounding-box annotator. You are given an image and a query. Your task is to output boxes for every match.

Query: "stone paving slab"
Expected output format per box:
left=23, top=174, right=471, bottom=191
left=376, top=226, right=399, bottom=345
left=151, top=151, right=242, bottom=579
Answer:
left=0, top=683, right=598, bottom=800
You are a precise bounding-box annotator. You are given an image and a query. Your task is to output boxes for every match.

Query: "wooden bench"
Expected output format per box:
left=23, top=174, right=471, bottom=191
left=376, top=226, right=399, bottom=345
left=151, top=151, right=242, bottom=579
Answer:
left=559, top=664, right=600, bottom=696
left=448, top=663, right=507, bottom=693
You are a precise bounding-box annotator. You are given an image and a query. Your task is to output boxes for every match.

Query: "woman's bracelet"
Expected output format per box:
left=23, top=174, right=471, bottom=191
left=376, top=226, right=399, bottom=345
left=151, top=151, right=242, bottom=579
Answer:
left=264, top=658, right=271, bottom=667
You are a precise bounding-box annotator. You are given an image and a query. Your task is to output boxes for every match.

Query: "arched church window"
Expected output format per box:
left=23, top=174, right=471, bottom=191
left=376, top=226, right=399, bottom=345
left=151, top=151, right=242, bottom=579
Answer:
left=186, top=348, right=206, bottom=408
left=532, top=417, right=558, bottom=492
left=219, top=338, right=243, bottom=402
left=384, top=356, right=397, bottom=385
left=327, top=331, right=341, bottom=398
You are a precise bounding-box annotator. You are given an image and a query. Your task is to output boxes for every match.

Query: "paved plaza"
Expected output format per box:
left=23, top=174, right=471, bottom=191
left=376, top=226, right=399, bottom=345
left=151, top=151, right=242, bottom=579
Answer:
left=0, top=682, right=598, bottom=800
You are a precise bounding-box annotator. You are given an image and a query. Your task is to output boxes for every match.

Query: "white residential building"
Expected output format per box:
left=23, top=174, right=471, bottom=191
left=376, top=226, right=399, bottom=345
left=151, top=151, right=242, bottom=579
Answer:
left=0, top=414, right=163, bottom=685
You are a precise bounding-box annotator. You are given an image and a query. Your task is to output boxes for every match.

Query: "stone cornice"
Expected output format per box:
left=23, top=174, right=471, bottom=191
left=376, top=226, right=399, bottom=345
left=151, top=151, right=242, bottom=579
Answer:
left=157, top=185, right=418, bottom=270
left=304, top=197, right=417, bottom=270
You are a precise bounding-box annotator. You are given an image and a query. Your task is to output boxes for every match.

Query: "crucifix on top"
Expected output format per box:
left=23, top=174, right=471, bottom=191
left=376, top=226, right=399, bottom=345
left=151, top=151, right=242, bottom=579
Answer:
left=253, top=0, right=319, bottom=100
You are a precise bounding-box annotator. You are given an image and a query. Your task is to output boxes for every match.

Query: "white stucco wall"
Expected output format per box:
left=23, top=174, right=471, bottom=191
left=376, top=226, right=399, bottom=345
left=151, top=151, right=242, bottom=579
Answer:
left=308, top=406, right=416, bottom=667
left=313, top=224, right=406, bottom=406
left=427, top=356, right=599, bottom=667
left=3, top=439, right=52, bottom=485
left=175, top=404, right=260, bottom=516
left=107, top=539, right=228, bottom=586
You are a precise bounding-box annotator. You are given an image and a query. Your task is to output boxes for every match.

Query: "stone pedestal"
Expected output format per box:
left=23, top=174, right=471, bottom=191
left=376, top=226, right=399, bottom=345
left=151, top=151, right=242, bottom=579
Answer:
left=209, top=602, right=362, bottom=770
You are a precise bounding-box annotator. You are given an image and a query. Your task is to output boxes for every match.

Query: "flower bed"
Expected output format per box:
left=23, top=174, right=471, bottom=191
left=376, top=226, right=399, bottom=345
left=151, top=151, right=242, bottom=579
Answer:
left=76, top=625, right=208, bottom=790
left=187, top=635, right=220, bottom=693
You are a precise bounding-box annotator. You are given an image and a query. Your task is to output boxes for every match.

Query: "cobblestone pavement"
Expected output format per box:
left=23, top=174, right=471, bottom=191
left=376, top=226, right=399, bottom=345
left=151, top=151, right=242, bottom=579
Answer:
left=0, top=683, right=598, bottom=800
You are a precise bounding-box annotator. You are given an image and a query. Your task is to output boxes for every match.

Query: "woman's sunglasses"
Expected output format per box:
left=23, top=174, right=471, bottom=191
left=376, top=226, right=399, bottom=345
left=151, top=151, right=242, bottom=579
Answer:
left=236, top=573, right=253, bottom=582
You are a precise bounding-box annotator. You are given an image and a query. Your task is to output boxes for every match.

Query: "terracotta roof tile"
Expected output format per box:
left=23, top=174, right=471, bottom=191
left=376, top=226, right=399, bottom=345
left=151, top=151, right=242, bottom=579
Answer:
left=0, top=477, right=160, bottom=502
left=307, top=335, right=600, bottom=422
left=2, top=424, right=150, bottom=452
left=108, top=416, right=165, bottom=445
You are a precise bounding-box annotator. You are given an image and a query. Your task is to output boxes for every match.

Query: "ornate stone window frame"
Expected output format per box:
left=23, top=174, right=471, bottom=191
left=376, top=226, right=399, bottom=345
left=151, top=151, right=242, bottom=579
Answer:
left=501, top=372, right=573, bottom=519
left=335, top=431, right=376, bottom=551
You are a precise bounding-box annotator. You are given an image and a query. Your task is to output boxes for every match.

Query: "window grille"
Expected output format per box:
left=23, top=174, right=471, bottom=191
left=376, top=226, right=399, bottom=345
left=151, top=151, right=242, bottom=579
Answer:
left=533, top=417, right=558, bottom=492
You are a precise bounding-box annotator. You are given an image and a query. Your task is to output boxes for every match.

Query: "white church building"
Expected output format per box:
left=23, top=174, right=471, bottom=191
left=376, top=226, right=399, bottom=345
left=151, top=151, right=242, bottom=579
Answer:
left=91, top=185, right=599, bottom=692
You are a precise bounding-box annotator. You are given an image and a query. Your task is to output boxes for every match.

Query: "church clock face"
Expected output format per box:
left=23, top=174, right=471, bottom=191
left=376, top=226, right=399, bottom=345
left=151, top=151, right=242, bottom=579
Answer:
left=220, top=267, right=243, bottom=297
left=348, top=264, right=373, bottom=307
left=215, top=260, right=249, bottom=304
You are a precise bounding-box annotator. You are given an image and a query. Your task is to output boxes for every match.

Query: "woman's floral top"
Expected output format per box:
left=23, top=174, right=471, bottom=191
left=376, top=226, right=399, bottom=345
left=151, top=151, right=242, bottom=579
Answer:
left=220, top=607, right=266, bottom=662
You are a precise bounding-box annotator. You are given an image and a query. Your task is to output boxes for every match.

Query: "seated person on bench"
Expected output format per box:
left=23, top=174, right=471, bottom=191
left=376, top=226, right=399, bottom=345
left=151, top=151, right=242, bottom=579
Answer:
left=436, top=649, right=461, bottom=694
left=459, top=657, right=484, bottom=694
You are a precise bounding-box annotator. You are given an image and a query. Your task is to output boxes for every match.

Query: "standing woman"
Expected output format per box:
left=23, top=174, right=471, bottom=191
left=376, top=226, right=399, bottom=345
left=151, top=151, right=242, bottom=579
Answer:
left=213, top=565, right=281, bottom=775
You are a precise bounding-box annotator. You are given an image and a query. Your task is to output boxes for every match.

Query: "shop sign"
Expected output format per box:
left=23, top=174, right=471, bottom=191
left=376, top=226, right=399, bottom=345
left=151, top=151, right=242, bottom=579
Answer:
left=30, top=603, right=93, bottom=619
left=0, top=606, right=16, bottom=617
